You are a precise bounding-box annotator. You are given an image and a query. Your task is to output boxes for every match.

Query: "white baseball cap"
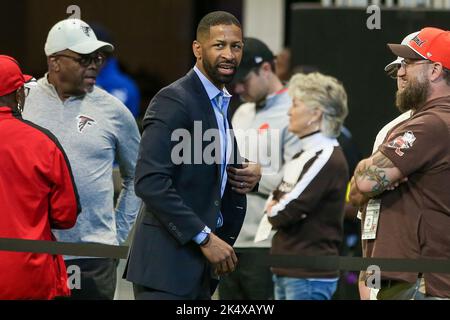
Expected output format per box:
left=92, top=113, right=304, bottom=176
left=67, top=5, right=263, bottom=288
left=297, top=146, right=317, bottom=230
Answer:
left=384, top=31, right=420, bottom=73
left=45, top=19, right=114, bottom=56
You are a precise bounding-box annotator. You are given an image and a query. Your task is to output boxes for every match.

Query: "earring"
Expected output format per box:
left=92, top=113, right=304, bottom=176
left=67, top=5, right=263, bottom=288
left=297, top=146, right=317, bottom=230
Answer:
left=16, top=102, right=23, bottom=114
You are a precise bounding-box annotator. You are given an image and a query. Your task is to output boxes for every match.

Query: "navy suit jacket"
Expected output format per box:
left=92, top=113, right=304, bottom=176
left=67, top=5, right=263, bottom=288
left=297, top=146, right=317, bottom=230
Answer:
left=124, top=70, right=247, bottom=298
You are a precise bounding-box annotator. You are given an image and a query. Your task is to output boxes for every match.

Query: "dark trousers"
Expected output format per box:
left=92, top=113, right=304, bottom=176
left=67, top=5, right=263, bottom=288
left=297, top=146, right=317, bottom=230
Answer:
left=133, top=285, right=187, bottom=300
left=133, top=263, right=213, bottom=300
left=219, top=248, right=274, bottom=300
left=65, top=258, right=118, bottom=300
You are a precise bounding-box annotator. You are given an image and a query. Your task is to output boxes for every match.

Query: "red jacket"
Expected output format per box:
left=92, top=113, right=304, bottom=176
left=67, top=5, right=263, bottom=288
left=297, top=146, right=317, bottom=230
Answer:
left=0, top=106, right=80, bottom=300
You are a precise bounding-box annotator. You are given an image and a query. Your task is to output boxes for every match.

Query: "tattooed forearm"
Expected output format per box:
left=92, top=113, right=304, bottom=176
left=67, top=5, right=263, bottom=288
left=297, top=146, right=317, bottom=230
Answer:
left=355, top=162, right=391, bottom=196
left=353, top=153, right=404, bottom=197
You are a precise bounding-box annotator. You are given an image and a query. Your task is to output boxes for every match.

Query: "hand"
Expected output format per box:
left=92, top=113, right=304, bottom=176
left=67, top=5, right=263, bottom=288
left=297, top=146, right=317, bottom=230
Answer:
left=359, top=280, right=372, bottom=300
left=349, top=176, right=370, bottom=207
left=227, top=162, right=262, bottom=194
left=385, top=177, right=408, bottom=191
left=199, top=233, right=238, bottom=276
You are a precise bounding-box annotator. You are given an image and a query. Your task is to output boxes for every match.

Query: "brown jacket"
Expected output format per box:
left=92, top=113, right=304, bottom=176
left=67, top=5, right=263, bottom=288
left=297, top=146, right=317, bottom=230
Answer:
left=268, top=133, right=348, bottom=278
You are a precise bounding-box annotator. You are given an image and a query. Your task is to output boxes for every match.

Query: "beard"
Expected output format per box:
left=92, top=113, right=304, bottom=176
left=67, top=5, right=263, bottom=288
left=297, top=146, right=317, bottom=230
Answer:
left=395, top=75, right=430, bottom=113
left=202, top=57, right=236, bottom=86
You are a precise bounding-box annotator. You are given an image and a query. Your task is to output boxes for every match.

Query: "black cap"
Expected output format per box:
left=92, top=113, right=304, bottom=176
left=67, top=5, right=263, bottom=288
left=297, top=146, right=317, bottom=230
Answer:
left=234, top=37, right=275, bottom=83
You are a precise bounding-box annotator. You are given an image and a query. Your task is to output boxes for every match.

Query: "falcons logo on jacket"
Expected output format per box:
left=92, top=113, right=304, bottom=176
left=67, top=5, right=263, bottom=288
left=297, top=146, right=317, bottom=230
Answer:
left=77, top=115, right=96, bottom=133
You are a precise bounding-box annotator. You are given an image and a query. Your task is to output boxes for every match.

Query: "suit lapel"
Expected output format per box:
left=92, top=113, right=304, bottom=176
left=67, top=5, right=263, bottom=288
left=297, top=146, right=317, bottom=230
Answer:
left=187, top=70, right=222, bottom=187
left=227, top=115, right=244, bottom=169
left=188, top=70, right=218, bottom=131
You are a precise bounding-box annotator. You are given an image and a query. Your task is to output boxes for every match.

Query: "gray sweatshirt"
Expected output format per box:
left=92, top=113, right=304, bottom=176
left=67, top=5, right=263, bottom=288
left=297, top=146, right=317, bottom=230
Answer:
left=23, top=76, right=141, bottom=254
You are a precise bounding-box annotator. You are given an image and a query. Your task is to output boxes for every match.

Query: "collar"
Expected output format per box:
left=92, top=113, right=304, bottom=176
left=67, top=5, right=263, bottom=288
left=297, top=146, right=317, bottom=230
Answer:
left=0, top=106, right=12, bottom=114
left=414, top=95, right=450, bottom=114
left=301, top=131, right=338, bottom=151
left=40, top=74, right=85, bottom=101
left=0, top=106, right=20, bottom=118
left=40, top=74, right=62, bottom=99
left=266, top=87, right=288, bottom=100
left=257, top=87, right=289, bottom=110
left=193, top=65, right=231, bottom=101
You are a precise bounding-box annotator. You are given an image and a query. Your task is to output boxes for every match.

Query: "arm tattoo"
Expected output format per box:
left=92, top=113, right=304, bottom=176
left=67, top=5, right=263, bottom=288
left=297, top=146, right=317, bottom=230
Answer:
left=355, top=164, right=391, bottom=194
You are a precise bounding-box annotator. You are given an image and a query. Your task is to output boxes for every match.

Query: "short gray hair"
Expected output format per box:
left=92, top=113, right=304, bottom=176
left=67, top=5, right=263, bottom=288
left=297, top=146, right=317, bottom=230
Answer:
left=288, top=72, right=348, bottom=138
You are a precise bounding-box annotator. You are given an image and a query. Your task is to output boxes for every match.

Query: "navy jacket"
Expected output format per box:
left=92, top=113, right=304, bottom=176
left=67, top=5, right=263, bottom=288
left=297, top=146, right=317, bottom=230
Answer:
left=124, top=70, right=247, bottom=298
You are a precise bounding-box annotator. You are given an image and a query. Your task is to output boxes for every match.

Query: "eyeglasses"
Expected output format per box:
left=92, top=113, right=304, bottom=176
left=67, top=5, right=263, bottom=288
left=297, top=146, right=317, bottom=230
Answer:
left=388, top=67, right=399, bottom=79
left=388, top=60, right=433, bottom=79
left=400, top=59, right=432, bottom=69
left=51, top=53, right=105, bottom=67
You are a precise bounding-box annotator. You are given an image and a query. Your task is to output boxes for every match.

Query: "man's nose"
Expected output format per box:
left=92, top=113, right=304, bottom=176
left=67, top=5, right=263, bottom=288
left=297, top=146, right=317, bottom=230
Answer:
left=221, top=45, right=234, bottom=60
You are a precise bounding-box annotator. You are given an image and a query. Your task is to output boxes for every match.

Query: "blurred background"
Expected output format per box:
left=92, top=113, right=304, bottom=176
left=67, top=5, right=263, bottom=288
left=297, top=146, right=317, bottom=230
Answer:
left=3, top=0, right=449, bottom=299
left=3, top=0, right=450, bottom=156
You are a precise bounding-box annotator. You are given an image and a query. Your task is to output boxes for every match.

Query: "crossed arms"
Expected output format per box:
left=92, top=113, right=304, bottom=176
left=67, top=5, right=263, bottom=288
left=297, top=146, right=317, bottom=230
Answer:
left=349, top=151, right=405, bottom=206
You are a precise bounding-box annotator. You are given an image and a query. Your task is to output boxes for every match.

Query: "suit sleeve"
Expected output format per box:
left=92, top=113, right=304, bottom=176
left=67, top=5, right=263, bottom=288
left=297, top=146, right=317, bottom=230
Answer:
left=134, top=90, right=206, bottom=245
left=48, top=145, right=81, bottom=229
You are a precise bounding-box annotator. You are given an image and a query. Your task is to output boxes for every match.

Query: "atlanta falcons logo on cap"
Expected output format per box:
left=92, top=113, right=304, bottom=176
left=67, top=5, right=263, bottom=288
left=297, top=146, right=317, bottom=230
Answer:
left=77, top=115, right=96, bottom=133
left=81, top=26, right=92, bottom=37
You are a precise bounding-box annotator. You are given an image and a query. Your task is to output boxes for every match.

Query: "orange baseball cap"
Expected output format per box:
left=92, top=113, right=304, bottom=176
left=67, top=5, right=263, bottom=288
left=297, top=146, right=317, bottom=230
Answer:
left=0, top=55, right=33, bottom=97
left=387, top=27, right=450, bottom=70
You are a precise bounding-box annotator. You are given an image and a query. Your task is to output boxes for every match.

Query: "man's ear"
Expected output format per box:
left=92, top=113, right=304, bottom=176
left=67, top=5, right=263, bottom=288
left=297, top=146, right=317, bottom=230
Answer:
left=260, top=62, right=272, bottom=73
left=430, top=62, right=445, bottom=82
left=193, top=41, right=202, bottom=60
left=260, top=61, right=274, bottom=78
left=47, top=56, right=60, bottom=72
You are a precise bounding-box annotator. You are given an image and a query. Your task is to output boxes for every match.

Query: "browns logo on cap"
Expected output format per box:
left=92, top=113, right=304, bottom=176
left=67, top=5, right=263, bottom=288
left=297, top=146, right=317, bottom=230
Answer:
left=387, top=27, right=450, bottom=70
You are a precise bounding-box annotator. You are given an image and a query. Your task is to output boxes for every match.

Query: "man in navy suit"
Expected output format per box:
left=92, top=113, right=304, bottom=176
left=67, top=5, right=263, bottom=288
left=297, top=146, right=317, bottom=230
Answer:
left=125, top=11, right=262, bottom=300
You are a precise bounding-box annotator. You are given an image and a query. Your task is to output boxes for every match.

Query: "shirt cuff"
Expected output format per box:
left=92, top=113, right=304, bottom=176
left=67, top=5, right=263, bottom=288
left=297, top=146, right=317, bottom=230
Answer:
left=193, top=226, right=211, bottom=244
